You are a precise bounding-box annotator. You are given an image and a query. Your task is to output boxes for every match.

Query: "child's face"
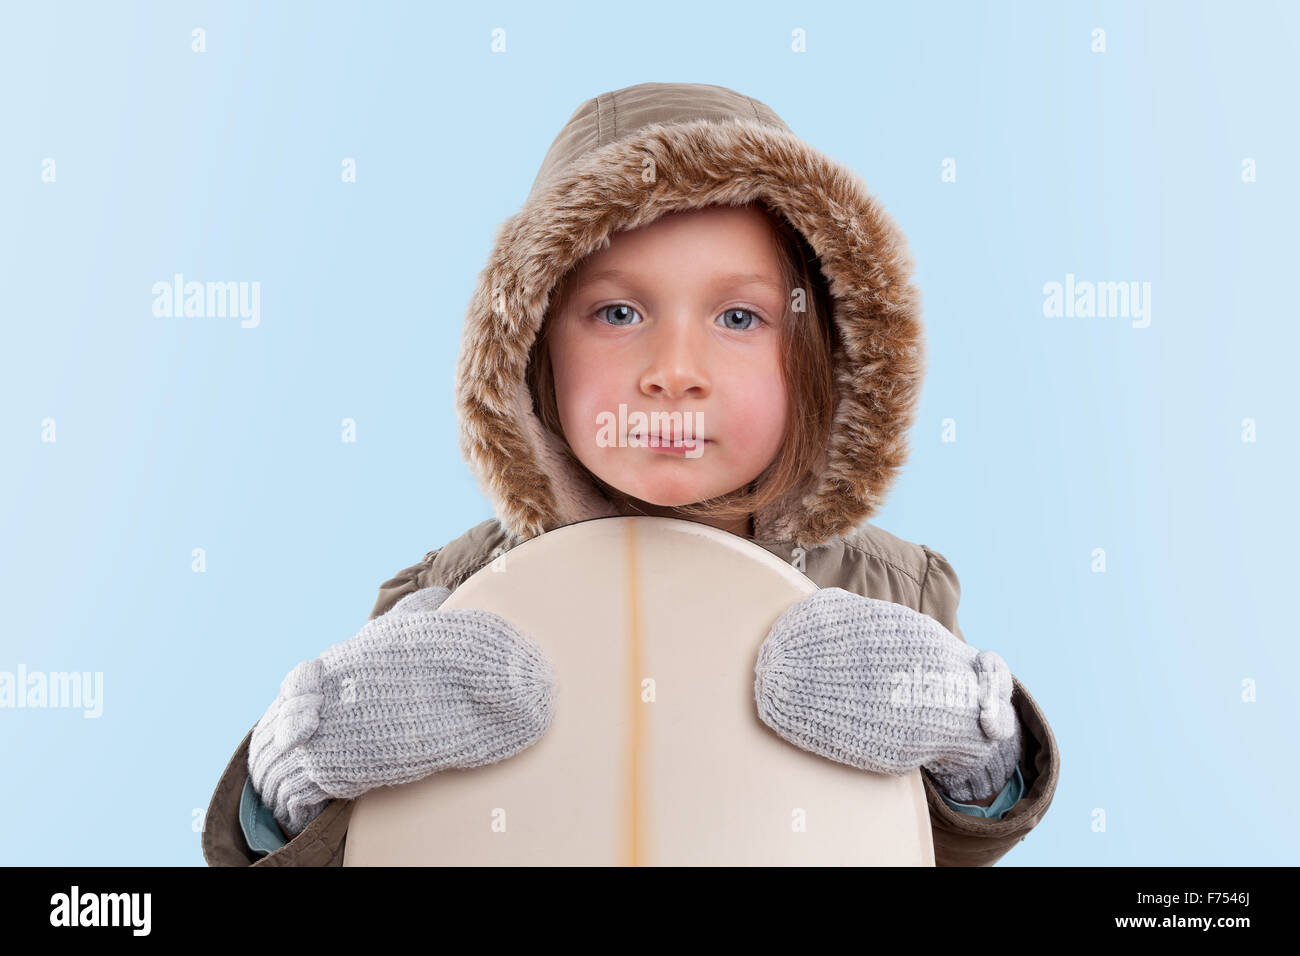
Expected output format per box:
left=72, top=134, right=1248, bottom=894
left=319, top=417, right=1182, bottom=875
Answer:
left=547, top=204, right=790, bottom=527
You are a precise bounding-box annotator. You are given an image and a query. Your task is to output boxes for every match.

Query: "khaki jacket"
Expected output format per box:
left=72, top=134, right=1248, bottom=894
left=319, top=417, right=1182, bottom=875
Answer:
left=203, top=81, right=1060, bottom=866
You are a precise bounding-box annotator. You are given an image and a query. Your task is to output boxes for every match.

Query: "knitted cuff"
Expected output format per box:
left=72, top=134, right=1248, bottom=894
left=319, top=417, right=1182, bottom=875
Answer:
left=923, top=650, right=1023, bottom=803
left=926, top=712, right=1024, bottom=803
left=247, top=658, right=332, bottom=837
left=251, top=748, right=328, bottom=838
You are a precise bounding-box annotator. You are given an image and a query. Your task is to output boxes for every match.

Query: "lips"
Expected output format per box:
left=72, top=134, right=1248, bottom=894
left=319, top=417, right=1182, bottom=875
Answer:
left=635, top=433, right=708, bottom=445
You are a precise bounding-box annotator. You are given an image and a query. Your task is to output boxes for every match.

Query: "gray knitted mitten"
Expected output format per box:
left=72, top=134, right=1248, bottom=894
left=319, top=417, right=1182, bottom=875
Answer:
left=248, top=585, right=558, bottom=837
left=754, top=587, right=1022, bottom=803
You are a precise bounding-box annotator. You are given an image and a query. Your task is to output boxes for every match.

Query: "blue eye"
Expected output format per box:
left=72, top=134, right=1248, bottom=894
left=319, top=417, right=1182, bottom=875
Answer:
left=717, top=308, right=763, bottom=331
left=595, top=304, right=765, bottom=330
left=597, top=304, right=642, bottom=326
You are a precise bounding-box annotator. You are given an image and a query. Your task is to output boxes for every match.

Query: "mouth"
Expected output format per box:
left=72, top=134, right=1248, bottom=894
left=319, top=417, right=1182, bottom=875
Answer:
left=634, top=433, right=710, bottom=447
left=635, top=434, right=710, bottom=457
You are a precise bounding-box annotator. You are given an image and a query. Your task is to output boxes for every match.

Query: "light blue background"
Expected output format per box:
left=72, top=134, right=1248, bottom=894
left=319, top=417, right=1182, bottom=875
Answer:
left=1, top=0, right=1295, bottom=866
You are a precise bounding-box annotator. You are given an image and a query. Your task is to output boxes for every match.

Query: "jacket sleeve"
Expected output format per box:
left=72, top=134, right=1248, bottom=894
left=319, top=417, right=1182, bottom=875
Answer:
left=916, top=545, right=1060, bottom=866
left=201, top=548, right=443, bottom=867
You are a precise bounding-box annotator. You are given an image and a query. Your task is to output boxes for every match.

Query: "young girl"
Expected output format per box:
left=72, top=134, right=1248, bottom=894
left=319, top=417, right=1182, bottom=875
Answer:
left=203, top=81, right=1059, bottom=868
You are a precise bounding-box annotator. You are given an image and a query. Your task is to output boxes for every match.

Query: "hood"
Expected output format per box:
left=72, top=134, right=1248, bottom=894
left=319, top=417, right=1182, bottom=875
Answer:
left=453, top=81, right=926, bottom=551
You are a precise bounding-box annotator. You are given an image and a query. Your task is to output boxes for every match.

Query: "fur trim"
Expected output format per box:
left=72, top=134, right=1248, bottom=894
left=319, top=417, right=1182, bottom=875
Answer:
left=454, top=85, right=925, bottom=550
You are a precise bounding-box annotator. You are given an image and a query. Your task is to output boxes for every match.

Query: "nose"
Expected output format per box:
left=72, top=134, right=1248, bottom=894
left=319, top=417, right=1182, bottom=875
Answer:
left=638, top=318, right=710, bottom=400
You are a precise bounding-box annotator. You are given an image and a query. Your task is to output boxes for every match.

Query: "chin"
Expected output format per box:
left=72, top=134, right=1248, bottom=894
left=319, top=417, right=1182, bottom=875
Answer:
left=623, top=489, right=692, bottom=508
left=641, top=495, right=703, bottom=508
left=622, top=480, right=722, bottom=508
left=597, top=472, right=682, bottom=505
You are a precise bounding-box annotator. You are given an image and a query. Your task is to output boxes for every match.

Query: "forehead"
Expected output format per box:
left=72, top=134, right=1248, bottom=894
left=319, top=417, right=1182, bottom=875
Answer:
left=574, top=205, right=786, bottom=285
left=577, top=265, right=783, bottom=292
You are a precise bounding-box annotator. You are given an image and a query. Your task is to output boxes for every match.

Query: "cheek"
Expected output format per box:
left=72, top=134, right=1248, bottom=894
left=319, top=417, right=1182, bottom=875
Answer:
left=550, top=336, right=622, bottom=443
left=724, top=352, right=788, bottom=458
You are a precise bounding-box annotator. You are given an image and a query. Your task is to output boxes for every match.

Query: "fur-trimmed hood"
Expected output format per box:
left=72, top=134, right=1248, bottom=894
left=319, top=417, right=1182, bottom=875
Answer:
left=453, top=81, right=926, bottom=551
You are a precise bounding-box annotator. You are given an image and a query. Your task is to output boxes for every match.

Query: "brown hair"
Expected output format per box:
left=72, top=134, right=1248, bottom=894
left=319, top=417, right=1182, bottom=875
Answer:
left=525, top=200, right=838, bottom=536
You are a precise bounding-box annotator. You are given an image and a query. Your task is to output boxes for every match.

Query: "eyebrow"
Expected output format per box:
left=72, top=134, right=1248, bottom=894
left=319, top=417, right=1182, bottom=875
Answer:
left=577, top=268, right=785, bottom=296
